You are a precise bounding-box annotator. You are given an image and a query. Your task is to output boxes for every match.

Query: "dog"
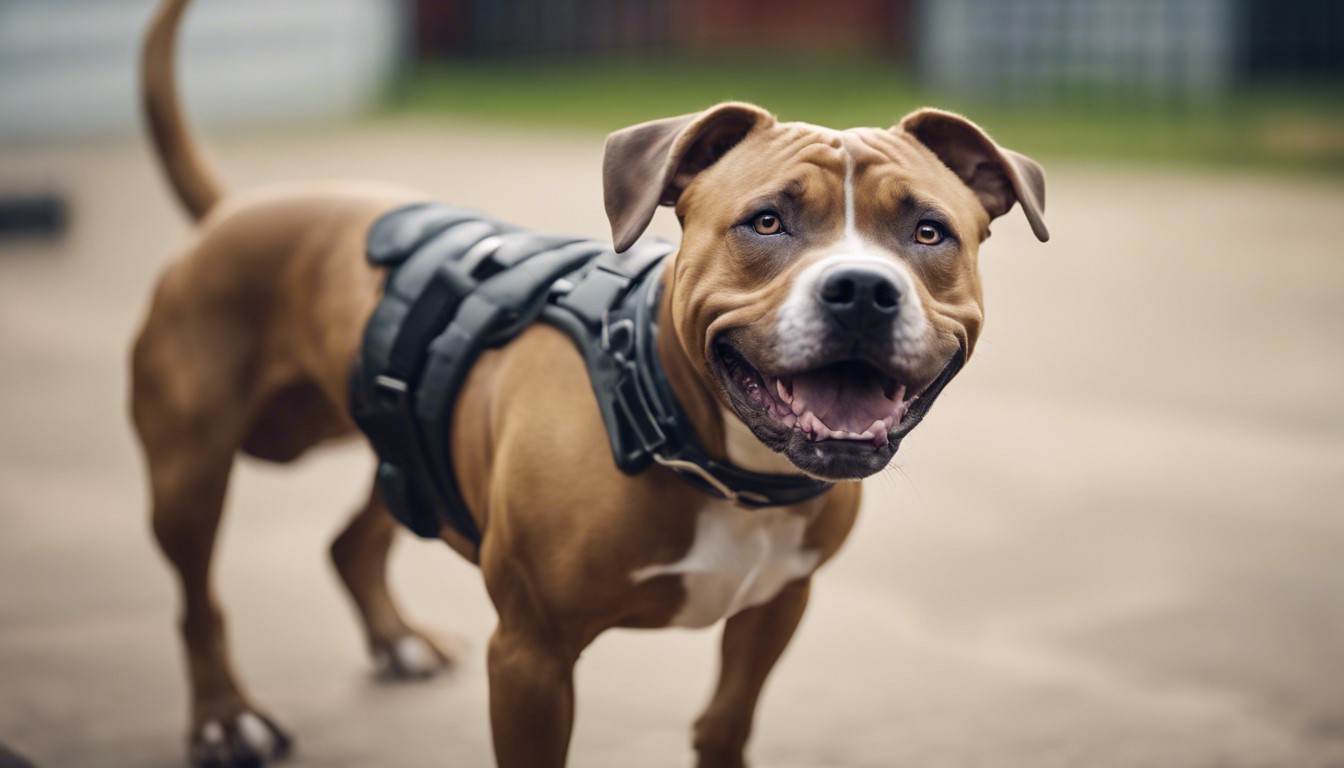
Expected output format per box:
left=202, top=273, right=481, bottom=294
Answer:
left=130, top=1, right=1048, bottom=766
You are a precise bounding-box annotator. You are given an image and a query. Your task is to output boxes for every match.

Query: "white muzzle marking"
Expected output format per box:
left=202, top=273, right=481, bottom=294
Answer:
left=773, top=252, right=930, bottom=370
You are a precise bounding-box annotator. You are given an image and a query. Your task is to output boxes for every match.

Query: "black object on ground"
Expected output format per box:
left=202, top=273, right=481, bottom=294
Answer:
left=0, top=743, right=38, bottom=768
left=0, top=193, right=68, bottom=239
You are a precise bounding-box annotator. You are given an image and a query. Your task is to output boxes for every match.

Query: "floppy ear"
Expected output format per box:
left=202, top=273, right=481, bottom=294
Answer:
left=603, top=102, right=775, bottom=252
left=898, top=108, right=1048, bottom=242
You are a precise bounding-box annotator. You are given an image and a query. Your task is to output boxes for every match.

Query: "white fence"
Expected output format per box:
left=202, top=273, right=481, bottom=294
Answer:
left=917, top=0, right=1237, bottom=101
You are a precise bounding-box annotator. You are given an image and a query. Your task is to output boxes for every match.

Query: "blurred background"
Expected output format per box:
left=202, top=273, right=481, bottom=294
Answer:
left=1, top=0, right=1342, bottom=766
left=3, top=0, right=1343, bottom=167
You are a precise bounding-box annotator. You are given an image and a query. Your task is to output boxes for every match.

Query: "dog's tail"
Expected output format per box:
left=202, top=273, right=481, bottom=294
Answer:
left=141, top=0, right=223, bottom=221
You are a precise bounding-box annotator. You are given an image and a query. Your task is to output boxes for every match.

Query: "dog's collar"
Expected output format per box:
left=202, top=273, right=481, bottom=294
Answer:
left=551, top=258, right=833, bottom=509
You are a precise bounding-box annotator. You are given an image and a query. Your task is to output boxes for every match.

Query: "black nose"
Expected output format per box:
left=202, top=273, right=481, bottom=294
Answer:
left=819, top=267, right=901, bottom=330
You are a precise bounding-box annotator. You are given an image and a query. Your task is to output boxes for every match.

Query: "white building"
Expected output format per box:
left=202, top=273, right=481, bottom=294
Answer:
left=0, top=0, right=408, bottom=142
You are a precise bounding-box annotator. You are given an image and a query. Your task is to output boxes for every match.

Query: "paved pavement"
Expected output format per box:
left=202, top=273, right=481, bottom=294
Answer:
left=2, top=119, right=1343, bottom=768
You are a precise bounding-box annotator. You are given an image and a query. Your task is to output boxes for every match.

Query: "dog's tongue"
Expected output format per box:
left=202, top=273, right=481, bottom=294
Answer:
left=788, top=363, right=905, bottom=444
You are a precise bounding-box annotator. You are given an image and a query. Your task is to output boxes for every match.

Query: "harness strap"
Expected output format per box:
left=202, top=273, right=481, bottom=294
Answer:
left=602, top=263, right=833, bottom=509
left=651, top=455, right=771, bottom=507
left=352, top=203, right=833, bottom=551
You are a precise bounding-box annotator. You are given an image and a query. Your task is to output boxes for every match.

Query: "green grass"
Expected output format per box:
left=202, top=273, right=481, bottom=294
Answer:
left=390, top=56, right=1344, bottom=176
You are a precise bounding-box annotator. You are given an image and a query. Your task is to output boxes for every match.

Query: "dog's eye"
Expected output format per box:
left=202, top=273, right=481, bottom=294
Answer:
left=752, top=212, right=783, bottom=235
left=914, top=221, right=945, bottom=245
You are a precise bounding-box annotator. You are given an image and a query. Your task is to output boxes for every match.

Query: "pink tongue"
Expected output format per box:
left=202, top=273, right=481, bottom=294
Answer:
left=790, top=365, right=896, bottom=435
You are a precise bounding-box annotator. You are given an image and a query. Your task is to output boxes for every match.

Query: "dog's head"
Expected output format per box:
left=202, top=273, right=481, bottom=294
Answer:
left=603, top=103, right=1047, bottom=481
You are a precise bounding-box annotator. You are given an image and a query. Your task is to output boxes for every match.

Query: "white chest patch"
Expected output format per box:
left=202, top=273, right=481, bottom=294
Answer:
left=632, top=504, right=821, bottom=629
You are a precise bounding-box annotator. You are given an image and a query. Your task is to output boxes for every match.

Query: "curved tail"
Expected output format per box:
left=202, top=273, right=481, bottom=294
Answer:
left=141, top=0, right=223, bottom=221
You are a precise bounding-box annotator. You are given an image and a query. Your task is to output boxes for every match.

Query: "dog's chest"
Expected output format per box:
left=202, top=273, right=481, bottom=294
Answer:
left=632, top=504, right=821, bottom=628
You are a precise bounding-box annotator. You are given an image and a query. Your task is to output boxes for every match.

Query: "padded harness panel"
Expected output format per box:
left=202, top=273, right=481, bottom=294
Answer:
left=351, top=203, right=832, bottom=551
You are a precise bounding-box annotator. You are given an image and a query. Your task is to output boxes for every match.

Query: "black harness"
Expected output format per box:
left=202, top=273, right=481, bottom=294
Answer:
left=350, top=203, right=833, bottom=548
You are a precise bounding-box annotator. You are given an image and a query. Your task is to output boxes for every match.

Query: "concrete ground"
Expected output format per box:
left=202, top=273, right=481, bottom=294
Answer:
left=2, top=118, right=1343, bottom=768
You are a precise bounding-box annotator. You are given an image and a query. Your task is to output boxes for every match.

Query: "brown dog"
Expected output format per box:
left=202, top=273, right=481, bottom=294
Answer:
left=131, top=1, right=1047, bottom=766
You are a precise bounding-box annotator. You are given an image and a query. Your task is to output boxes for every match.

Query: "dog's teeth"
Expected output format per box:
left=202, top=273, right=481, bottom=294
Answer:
left=783, top=413, right=797, bottom=428
left=775, top=378, right=791, bottom=404
left=889, top=384, right=907, bottom=403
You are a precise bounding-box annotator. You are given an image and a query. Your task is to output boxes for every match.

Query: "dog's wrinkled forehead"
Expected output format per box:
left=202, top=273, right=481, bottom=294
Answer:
left=602, top=102, right=1045, bottom=256
left=679, top=122, right=846, bottom=216
left=676, top=122, right=992, bottom=251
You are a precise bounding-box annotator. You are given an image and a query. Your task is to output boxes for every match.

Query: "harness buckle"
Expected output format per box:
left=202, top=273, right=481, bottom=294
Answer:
left=373, top=374, right=409, bottom=405
left=601, top=315, right=635, bottom=357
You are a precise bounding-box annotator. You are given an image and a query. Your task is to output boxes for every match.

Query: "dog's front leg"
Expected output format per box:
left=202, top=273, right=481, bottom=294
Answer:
left=486, top=618, right=584, bottom=768
left=693, top=578, right=811, bottom=768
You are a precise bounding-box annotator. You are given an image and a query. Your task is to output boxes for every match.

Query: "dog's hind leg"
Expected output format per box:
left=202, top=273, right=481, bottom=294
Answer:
left=132, top=306, right=292, bottom=767
left=692, top=579, right=811, bottom=768
left=135, top=412, right=293, bottom=766
left=330, top=484, right=455, bottom=679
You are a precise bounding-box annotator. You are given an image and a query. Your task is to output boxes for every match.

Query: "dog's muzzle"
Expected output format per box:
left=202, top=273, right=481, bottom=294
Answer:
left=818, top=266, right=902, bottom=334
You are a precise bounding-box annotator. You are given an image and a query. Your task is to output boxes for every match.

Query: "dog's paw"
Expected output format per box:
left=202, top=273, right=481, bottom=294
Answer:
left=189, top=710, right=292, bottom=768
left=371, top=631, right=457, bottom=681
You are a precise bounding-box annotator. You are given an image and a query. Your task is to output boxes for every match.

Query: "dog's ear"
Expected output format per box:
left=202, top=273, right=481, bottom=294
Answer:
left=603, top=102, right=775, bottom=252
left=897, top=108, right=1048, bottom=242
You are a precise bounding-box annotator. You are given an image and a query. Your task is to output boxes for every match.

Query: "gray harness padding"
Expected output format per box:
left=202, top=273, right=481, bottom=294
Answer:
left=350, top=203, right=832, bottom=552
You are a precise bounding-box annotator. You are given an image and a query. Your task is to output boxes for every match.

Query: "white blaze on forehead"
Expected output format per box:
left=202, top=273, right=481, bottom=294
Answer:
left=770, top=132, right=930, bottom=368
left=842, top=135, right=859, bottom=245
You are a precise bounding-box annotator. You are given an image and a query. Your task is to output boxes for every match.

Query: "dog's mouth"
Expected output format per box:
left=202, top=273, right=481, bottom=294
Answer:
left=711, top=339, right=963, bottom=479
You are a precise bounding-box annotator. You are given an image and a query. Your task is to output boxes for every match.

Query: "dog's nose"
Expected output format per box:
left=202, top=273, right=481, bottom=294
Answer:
left=819, top=267, right=900, bottom=330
